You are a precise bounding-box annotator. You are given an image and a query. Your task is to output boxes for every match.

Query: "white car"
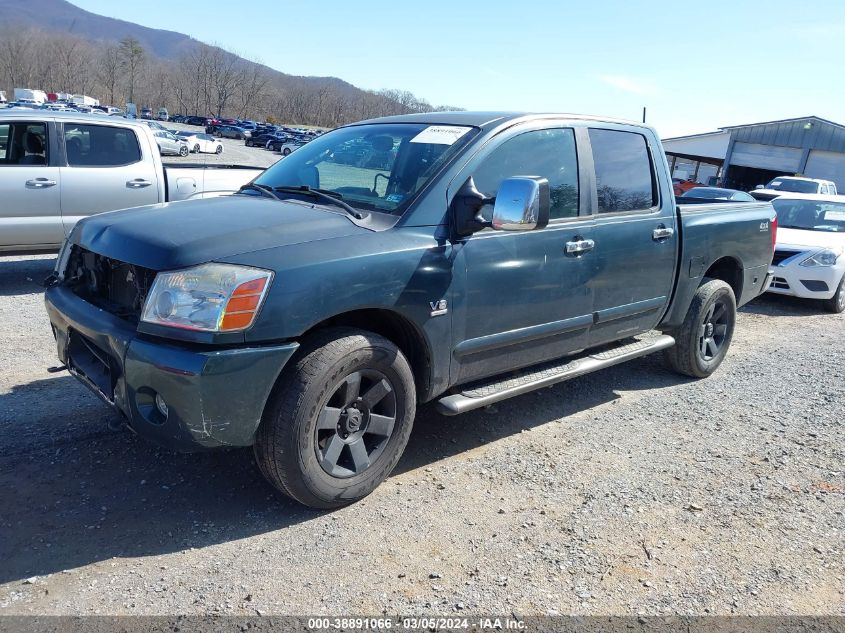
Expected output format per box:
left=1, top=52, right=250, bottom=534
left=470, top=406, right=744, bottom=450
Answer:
left=175, top=131, right=224, bottom=154
left=769, top=194, right=845, bottom=313
left=752, top=176, right=838, bottom=201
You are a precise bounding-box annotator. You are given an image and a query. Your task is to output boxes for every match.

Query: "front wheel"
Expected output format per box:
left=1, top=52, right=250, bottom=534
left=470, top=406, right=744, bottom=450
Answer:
left=254, top=328, right=416, bottom=509
left=193, top=144, right=200, bottom=153
left=824, top=274, right=845, bottom=313
left=664, top=279, right=736, bottom=378
left=179, top=145, right=189, bottom=157
left=215, top=145, right=223, bottom=154
left=282, top=147, right=291, bottom=156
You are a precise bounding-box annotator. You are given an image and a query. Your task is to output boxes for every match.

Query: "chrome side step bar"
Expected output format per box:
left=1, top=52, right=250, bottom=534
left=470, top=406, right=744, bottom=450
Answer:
left=435, top=334, right=675, bottom=416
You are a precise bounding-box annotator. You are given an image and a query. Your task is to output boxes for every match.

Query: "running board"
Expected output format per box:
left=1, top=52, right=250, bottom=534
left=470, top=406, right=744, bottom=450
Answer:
left=436, top=334, right=676, bottom=416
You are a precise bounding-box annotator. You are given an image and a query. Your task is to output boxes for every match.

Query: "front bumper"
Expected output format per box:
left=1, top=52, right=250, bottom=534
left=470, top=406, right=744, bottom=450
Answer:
left=45, top=285, right=298, bottom=451
left=767, top=263, right=842, bottom=300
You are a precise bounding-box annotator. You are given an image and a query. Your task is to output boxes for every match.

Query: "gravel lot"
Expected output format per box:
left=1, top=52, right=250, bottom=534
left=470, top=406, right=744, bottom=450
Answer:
left=0, top=255, right=842, bottom=616
left=156, top=121, right=282, bottom=169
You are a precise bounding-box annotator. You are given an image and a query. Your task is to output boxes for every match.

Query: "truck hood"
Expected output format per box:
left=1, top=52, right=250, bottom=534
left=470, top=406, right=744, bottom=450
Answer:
left=777, top=227, right=845, bottom=252
left=71, top=196, right=368, bottom=270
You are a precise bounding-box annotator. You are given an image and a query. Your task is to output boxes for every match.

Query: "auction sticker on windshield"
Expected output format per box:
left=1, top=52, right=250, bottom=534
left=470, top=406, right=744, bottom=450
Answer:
left=410, top=126, right=472, bottom=145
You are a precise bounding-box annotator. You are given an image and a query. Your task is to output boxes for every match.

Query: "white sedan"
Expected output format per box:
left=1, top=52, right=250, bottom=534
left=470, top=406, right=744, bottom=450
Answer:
left=175, top=131, right=223, bottom=154
left=769, top=194, right=845, bottom=313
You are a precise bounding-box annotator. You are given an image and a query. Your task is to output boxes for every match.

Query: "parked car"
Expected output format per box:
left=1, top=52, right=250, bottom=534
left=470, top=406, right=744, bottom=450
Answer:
left=43, top=112, right=777, bottom=509
left=767, top=194, right=845, bottom=312
left=210, top=125, right=251, bottom=140
left=0, top=110, right=262, bottom=253
left=154, top=130, right=189, bottom=157
left=751, top=176, right=838, bottom=201
left=672, top=177, right=704, bottom=196
left=184, top=116, right=212, bottom=127
left=175, top=131, right=224, bottom=154
left=680, top=187, right=756, bottom=202
left=268, top=138, right=306, bottom=155
left=138, top=120, right=169, bottom=132
left=248, top=133, right=286, bottom=148
left=140, top=107, right=153, bottom=120
left=157, top=108, right=169, bottom=121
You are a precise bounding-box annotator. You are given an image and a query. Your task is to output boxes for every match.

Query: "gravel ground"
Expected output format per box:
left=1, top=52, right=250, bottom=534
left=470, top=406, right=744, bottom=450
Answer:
left=0, top=255, right=843, bottom=616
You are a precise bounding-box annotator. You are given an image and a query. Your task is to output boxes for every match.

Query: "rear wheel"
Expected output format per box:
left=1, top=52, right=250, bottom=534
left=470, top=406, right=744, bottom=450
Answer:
left=823, top=274, right=845, bottom=313
left=215, top=145, right=223, bottom=154
left=254, top=328, right=416, bottom=509
left=282, top=147, right=291, bottom=156
left=664, top=279, right=736, bottom=378
left=193, top=143, right=200, bottom=153
left=178, top=145, right=188, bottom=157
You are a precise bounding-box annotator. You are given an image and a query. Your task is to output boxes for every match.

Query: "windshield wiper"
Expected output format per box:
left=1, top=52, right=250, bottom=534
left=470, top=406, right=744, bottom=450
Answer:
left=238, top=183, right=282, bottom=200
left=272, top=185, right=367, bottom=220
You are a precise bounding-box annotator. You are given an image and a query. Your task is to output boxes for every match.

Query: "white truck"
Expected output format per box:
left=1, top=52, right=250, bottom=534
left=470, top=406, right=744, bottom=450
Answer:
left=750, top=176, right=838, bottom=201
left=72, top=94, right=100, bottom=107
left=14, top=88, right=48, bottom=105
left=0, top=110, right=263, bottom=254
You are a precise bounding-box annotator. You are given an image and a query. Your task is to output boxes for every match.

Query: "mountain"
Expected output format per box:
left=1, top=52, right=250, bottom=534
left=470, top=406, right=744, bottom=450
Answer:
left=0, top=0, right=457, bottom=125
left=0, top=0, right=201, bottom=59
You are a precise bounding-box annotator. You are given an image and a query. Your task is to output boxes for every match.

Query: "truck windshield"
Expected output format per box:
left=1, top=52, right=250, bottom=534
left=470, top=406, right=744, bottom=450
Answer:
left=252, top=123, right=477, bottom=215
left=773, top=199, right=845, bottom=232
left=766, top=178, right=818, bottom=193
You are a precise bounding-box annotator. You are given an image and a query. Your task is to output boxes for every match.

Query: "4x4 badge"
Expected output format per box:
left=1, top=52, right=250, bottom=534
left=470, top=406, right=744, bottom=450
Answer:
left=429, top=300, right=448, bottom=317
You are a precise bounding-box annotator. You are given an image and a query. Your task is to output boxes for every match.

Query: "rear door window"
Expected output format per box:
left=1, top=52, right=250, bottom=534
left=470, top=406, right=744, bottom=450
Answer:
left=0, top=122, right=48, bottom=166
left=589, top=129, right=656, bottom=213
left=64, top=123, right=141, bottom=167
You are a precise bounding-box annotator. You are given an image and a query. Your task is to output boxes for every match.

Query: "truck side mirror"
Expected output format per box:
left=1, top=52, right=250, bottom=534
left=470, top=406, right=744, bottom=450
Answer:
left=492, top=177, right=550, bottom=231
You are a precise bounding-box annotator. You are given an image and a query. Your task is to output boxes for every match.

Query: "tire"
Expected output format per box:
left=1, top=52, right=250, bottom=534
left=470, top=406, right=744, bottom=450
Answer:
left=254, top=327, right=416, bottom=509
left=246, top=140, right=253, bottom=147
left=664, top=279, right=736, bottom=378
left=215, top=145, right=223, bottom=154
left=179, top=145, right=188, bottom=157
left=215, top=131, right=222, bottom=138
left=823, top=274, right=845, bottom=313
left=282, top=147, right=291, bottom=156
left=193, top=144, right=200, bottom=153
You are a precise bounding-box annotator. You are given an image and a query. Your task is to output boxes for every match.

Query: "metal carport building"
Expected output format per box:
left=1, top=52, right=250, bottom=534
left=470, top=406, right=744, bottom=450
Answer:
left=663, top=116, right=845, bottom=192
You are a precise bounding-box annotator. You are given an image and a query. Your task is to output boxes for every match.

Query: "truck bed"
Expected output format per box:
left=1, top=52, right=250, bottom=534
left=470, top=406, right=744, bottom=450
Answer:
left=163, top=163, right=263, bottom=202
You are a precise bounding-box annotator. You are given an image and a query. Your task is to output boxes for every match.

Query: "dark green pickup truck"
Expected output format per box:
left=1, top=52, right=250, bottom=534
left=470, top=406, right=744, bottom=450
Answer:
left=45, top=112, right=777, bottom=508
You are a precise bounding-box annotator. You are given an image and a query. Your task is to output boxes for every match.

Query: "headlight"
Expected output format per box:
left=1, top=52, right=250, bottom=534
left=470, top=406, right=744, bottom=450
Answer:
left=800, top=249, right=840, bottom=267
left=141, top=263, right=273, bottom=332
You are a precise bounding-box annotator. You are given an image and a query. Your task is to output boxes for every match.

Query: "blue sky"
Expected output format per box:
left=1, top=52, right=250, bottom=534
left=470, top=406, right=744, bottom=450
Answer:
left=71, top=0, right=845, bottom=138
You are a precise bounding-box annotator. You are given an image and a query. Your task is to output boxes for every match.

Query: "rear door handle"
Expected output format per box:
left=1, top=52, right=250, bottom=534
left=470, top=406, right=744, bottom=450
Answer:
left=565, top=238, right=595, bottom=255
left=126, top=179, right=152, bottom=189
left=25, top=178, right=57, bottom=189
left=653, top=226, right=675, bottom=241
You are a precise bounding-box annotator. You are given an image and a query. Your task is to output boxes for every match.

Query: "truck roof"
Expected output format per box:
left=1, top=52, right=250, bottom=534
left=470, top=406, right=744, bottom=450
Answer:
left=349, top=111, right=647, bottom=132
left=0, top=109, right=148, bottom=128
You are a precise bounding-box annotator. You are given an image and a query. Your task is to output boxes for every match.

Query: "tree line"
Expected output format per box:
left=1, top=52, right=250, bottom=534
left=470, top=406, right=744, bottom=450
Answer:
left=0, top=26, right=462, bottom=127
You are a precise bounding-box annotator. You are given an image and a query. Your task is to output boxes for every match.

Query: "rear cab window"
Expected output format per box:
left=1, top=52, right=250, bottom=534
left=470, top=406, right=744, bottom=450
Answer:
left=0, top=122, right=49, bottom=166
left=64, top=123, right=142, bottom=167
left=589, top=128, right=657, bottom=213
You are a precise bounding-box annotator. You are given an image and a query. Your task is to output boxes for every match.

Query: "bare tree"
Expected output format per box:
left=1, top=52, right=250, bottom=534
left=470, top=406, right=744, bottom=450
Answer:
left=97, top=45, right=121, bottom=105
left=118, top=36, right=145, bottom=103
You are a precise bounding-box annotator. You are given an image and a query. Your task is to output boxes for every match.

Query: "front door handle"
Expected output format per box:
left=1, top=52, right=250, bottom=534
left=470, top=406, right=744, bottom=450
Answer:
left=25, top=178, right=57, bottom=189
left=653, top=225, right=675, bottom=241
left=565, top=238, right=595, bottom=255
left=126, top=179, right=152, bottom=189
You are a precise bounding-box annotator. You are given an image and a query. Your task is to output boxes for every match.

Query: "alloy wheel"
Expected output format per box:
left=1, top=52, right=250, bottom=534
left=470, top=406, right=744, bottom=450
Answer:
left=698, top=299, right=729, bottom=361
left=314, top=369, right=397, bottom=478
